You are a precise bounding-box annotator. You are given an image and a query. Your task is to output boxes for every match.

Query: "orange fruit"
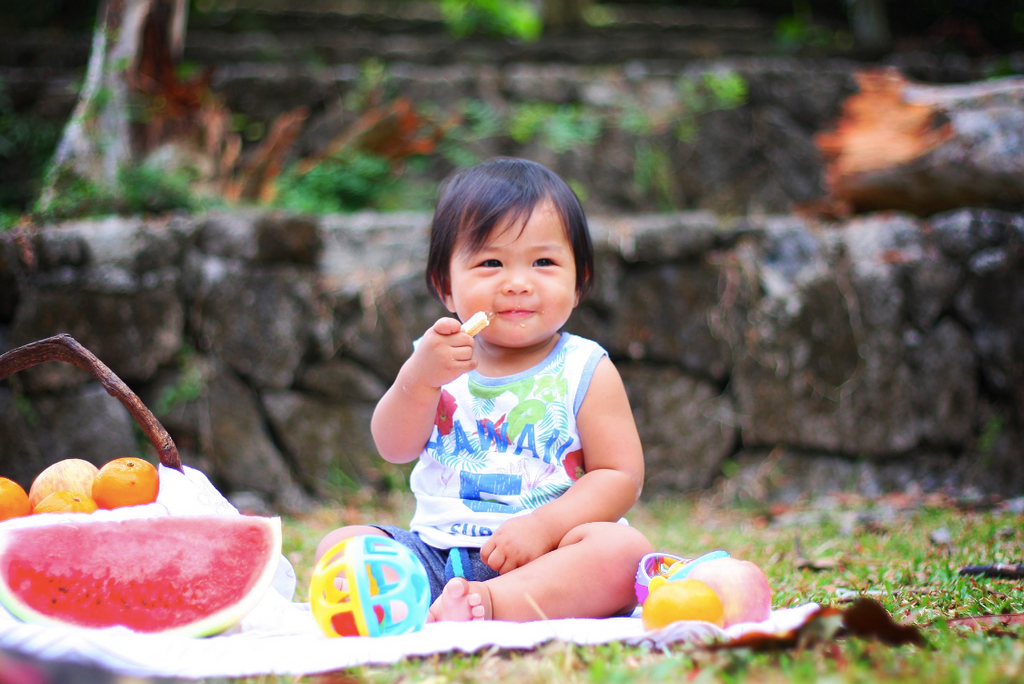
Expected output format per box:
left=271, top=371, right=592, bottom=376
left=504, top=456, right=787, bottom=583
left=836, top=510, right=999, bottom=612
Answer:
left=642, top=578, right=725, bottom=630
left=0, top=478, right=31, bottom=521
left=91, top=457, right=160, bottom=510
left=29, top=459, right=99, bottom=509
left=32, top=490, right=98, bottom=514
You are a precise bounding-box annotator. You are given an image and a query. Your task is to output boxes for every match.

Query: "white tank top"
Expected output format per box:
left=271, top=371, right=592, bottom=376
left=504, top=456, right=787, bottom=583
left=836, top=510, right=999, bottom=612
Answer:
left=409, top=333, right=607, bottom=549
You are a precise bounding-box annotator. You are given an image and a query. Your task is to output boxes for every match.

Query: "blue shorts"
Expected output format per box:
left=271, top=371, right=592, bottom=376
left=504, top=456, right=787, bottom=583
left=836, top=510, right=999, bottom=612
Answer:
left=370, top=525, right=500, bottom=603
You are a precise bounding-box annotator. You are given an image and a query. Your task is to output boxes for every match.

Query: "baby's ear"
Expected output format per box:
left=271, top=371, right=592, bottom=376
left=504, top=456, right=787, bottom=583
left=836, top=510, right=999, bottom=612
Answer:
left=442, top=291, right=457, bottom=314
left=428, top=274, right=452, bottom=310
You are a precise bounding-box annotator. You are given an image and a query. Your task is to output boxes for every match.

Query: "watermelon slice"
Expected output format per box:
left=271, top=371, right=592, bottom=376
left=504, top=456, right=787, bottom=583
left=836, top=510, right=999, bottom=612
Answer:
left=0, top=515, right=281, bottom=636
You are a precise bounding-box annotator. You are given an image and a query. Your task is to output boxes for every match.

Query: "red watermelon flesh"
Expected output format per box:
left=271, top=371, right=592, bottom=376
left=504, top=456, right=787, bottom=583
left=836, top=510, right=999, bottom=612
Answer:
left=0, top=515, right=281, bottom=636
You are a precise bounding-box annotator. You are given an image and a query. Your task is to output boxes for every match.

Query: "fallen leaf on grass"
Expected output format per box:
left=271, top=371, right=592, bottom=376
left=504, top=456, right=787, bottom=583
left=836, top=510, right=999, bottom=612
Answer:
left=841, top=598, right=927, bottom=647
left=945, top=614, right=1024, bottom=632
left=705, top=599, right=925, bottom=651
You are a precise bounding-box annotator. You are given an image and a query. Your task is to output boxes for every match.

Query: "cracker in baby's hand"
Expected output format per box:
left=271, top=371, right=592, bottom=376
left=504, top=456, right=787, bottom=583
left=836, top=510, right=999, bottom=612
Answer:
left=461, top=311, right=491, bottom=336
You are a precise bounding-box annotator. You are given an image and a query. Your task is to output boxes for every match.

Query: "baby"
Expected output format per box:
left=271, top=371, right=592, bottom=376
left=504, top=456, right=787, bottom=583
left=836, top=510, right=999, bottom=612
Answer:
left=316, top=157, right=651, bottom=621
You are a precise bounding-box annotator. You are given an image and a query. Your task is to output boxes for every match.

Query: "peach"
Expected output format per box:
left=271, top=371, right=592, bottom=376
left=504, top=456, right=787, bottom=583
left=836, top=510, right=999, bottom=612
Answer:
left=28, top=459, right=99, bottom=509
left=685, top=557, right=772, bottom=627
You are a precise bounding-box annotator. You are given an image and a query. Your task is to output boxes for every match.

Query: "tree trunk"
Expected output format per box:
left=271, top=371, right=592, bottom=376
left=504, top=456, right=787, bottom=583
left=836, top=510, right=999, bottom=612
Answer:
left=37, top=0, right=201, bottom=217
left=814, top=68, right=1024, bottom=216
left=36, top=0, right=302, bottom=216
left=38, top=0, right=153, bottom=213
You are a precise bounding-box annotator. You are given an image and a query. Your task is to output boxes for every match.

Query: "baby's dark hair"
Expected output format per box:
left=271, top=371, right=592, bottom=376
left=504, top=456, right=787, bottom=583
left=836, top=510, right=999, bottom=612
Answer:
left=425, top=157, right=594, bottom=303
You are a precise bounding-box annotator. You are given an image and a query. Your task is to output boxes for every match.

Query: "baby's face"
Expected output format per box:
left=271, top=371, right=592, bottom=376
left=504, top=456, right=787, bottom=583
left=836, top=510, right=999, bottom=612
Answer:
left=444, top=200, right=578, bottom=354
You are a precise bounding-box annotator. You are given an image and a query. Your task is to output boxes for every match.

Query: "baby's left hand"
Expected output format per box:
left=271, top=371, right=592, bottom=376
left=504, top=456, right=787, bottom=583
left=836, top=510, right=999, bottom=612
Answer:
left=480, top=514, right=560, bottom=574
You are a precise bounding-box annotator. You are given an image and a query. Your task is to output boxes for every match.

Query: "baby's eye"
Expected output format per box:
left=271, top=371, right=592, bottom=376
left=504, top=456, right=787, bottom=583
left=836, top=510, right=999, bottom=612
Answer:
left=478, top=259, right=502, bottom=268
left=534, top=258, right=556, bottom=267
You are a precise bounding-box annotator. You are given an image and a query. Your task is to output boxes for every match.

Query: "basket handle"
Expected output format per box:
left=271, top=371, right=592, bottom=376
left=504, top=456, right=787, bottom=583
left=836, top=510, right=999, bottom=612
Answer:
left=0, top=334, right=182, bottom=471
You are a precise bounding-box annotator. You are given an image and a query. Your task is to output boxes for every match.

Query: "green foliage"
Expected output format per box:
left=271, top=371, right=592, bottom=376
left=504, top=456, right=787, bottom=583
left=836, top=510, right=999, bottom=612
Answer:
left=274, top=150, right=397, bottom=214
left=86, top=85, right=113, bottom=121
left=433, top=68, right=749, bottom=210
left=10, top=55, right=751, bottom=221
left=0, top=210, right=19, bottom=231
left=439, top=99, right=504, bottom=167
left=507, top=103, right=552, bottom=144
left=611, top=69, right=751, bottom=145
left=322, top=460, right=361, bottom=499
left=699, top=70, right=749, bottom=111
left=774, top=0, right=853, bottom=53
left=675, top=69, right=749, bottom=141
left=118, top=163, right=200, bottom=214
left=508, top=103, right=601, bottom=154
left=155, top=345, right=207, bottom=415
left=617, top=101, right=659, bottom=136
left=633, top=142, right=675, bottom=210
left=32, top=160, right=201, bottom=222
left=379, top=463, right=412, bottom=493
left=34, top=167, right=117, bottom=221
left=345, top=58, right=392, bottom=112
left=440, top=0, right=542, bottom=42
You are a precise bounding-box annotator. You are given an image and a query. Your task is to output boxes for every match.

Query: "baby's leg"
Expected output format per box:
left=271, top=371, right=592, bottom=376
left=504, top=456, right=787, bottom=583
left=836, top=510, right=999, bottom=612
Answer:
left=428, top=522, right=650, bottom=622
left=491, top=522, right=650, bottom=621
left=426, top=577, right=493, bottom=622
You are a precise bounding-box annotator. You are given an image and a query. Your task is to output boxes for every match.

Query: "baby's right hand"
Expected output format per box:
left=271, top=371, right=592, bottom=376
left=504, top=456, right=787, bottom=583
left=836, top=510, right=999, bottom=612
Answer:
left=407, top=317, right=478, bottom=389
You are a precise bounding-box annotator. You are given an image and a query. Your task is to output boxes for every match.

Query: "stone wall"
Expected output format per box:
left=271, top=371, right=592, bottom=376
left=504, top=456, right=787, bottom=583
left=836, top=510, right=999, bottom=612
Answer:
left=7, top=42, right=1020, bottom=218
left=1, top=207, right=1021, bottom=510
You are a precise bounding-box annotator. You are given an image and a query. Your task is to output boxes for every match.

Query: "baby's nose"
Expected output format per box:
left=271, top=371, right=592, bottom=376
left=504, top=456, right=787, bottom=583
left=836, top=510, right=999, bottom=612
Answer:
left=502, top=270, right=533, bottom=294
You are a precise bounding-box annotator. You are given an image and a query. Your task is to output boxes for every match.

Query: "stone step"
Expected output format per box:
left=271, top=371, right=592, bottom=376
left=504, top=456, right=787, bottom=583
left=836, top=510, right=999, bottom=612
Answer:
left=190, top=0, right=774, bottom=36
left=180, top=24, right=777, bottom=67
left=2, top=29, right=774, bottom=73
left=0, top=1, right=1014, bottom=215
left=0, top=4, right=777, bottom=71
left=1, top=48, right=991, bottom=135
left=0, top=51, right=1002, bottom=216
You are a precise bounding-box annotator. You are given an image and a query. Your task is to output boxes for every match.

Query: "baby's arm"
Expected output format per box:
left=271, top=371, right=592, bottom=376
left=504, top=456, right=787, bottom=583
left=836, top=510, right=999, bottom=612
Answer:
left=481, top=356, right=644, bottom=573
left=371, top=317, right=478, bottom=463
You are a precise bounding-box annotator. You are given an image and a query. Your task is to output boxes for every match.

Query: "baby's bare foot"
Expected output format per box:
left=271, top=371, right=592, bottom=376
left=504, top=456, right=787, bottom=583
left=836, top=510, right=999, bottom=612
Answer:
left=426, top=578, right=492, bottom=622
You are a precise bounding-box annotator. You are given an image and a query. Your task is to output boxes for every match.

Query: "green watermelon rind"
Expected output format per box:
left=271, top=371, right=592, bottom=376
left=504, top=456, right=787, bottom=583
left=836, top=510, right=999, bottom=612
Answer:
left=0, top=515, right=282, bottom=637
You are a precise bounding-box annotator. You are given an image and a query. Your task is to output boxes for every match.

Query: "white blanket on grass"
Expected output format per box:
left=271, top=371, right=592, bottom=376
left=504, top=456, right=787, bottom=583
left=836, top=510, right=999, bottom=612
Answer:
left=0, top=598, right=820, bottom=679
left=0, top=466, right=819, bottom=678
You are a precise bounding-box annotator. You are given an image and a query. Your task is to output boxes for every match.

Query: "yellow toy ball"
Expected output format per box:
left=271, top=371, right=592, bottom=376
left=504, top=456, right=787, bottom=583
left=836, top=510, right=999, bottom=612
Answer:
left=309, top=535, right=430, bottom=638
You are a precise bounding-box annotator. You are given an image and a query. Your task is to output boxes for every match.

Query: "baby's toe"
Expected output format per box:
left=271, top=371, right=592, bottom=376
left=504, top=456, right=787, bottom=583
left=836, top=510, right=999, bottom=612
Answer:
left=444, top=577, right=470, bottom=598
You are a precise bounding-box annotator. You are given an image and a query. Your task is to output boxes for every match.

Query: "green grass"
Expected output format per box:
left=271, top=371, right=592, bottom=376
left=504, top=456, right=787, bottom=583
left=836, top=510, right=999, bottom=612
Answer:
left=256, top=490, right=1024, bottom=684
